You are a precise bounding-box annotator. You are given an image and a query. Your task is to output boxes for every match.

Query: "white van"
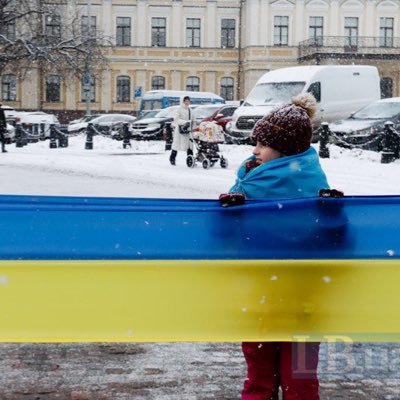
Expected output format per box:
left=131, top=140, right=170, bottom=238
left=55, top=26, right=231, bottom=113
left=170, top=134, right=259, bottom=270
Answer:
left=227, top=65, right=381, bottom=143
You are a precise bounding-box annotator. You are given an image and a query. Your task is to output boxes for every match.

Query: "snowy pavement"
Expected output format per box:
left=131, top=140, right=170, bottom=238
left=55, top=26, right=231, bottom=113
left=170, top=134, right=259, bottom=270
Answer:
left=1, top=135, right=400, bottom=399
left=1, top=135, right=400, bottom=198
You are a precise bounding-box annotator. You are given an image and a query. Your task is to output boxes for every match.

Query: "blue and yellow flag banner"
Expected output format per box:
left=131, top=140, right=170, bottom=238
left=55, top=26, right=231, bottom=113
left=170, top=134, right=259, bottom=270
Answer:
left=0, top=194, right=399, bottom=342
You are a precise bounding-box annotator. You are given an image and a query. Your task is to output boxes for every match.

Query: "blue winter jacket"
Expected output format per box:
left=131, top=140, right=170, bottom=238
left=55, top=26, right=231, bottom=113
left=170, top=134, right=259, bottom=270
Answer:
left=229, top=147, right=329, bottom=200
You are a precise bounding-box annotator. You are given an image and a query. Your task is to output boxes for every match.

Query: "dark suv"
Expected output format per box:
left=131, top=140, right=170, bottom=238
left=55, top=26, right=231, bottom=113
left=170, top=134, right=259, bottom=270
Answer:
left=130, top=106, right=179, bottom=141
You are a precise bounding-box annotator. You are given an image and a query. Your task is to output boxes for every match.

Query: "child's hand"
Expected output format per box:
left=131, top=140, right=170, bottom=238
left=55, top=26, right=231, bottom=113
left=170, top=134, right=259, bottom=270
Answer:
left=219, top=193, right=246, bottom=207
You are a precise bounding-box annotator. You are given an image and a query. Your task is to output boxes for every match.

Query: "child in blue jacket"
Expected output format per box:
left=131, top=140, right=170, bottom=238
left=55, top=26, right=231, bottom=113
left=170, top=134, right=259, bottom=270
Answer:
left=226, top=93, right=328, bottom=400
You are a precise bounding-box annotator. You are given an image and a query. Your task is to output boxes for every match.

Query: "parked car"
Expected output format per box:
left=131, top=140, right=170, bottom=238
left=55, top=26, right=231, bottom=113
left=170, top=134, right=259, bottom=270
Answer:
left=192, top=104, right=238, bottom=143
left=67, top=114, right=102, bottom=133
left=1, top=105, right=18, bottom=142
left=192, top=104, right=236, bottom=127
left=68, top=114, right=136, bottom=134
left=3, top=123, right=16, bottom=143
left=329, top=97, right=400, bottom=151
left=1, top=105, right=18, bottom=124
left=92, top=114, right=137, bottom=135
left=16, top=111, right=60, bottom=140
left=130, top=106, right=182, bottom=141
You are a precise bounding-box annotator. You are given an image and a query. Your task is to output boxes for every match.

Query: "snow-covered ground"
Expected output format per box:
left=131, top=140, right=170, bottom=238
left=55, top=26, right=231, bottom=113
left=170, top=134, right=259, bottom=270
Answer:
left=1, top=135, right=399, bottom=198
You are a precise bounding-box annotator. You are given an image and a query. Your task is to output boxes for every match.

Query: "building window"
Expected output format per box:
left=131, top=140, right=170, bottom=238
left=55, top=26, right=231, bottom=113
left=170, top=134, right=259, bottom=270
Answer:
left=220, top=77, right=234, bottom=101
left=45, top=14, right=61, bottom=43
left=81, top=75, right=96, bottom=102
left=81, top=16, right=97, bottom=44
left=273, top=16, right=289, bottom=46
left=116, top=17, right=131, bottom=46
left=381, top=77, right=393, bottom=99
left=380, top=17, right=393, bottom=47
left=116, top=76, right=131, bottom=103
left=309, top=16, right=323, bottom=45
left=1, top=74, right=17, bottom=101
left=46, top=75, right=60, bottom=102
left=186, top=18, right=201, bottom=48
left=344, top=17, right=358, bottom=49
left=221, top=19, right=235, bottom=48
left=151, top=18, right=166, bottom=47
left=1, top=16, right=16, bottom=41
left=186, top=76, right=199, bottom=92
left=152, top=76, right=165, bottom=90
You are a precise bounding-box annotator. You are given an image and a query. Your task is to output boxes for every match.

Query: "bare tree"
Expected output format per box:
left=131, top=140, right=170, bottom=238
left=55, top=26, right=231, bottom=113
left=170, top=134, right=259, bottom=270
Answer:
left=0, top=0, right=110, bottom=79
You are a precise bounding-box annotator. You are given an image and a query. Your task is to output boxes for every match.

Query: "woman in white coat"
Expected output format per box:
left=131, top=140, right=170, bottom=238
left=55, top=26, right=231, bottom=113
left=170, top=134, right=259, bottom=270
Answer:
left=169, top=96, right=195, bottom=165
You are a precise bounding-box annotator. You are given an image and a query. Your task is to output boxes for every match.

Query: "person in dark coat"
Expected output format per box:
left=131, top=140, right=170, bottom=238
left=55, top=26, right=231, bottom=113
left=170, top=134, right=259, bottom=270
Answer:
left=226, top=93, right=328, bottom=400
left=0, top=104, right=8, bottom=153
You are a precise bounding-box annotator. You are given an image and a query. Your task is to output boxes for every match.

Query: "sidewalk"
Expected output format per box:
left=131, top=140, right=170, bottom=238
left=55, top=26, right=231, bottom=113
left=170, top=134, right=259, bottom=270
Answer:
left=0, top=343, right=398, bottom=399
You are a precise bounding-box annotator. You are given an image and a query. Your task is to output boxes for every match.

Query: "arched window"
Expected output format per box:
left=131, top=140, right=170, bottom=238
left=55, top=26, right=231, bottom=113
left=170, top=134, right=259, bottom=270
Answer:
left=220, top=77, right=234, bottom=101
left=152, top=76, right=165, bottom=90
left=1, top=74, right=17, bottom=101
left=186, top=76, right=199, bottom=92
left=116, top=75, right=131, bottom=103
left=81, top=75, right=96, bottom=102
left=46, top=75, right=60, bottom=102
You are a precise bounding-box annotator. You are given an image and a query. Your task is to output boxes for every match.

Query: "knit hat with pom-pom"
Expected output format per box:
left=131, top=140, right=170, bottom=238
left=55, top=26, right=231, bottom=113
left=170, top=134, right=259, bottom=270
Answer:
left=252, top=93, right=317, bottom=156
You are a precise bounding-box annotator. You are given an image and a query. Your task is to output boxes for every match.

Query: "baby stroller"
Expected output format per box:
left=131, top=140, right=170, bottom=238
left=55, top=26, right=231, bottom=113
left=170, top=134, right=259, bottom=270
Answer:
left=186, top=121, right=228, bottom=169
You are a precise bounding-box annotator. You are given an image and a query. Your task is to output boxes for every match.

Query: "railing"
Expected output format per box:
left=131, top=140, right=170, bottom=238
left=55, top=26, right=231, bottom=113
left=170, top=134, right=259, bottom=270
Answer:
left=298, top=36, right=400, bottom=60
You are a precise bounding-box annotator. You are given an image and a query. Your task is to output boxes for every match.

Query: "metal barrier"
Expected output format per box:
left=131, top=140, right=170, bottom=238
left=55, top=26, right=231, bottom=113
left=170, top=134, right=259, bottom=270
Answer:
left=318, top=122, right=400, bottom=164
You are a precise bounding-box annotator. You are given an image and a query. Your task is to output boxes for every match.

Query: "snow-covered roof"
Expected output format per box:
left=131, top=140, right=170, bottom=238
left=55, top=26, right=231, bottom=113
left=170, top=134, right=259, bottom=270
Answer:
left=256, top=65, right=377, bottom=84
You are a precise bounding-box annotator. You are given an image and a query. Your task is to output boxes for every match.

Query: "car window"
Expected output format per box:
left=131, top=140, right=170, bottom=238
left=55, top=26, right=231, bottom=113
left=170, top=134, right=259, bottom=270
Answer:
left=245, top=82, right=305, bottom=106
left=156, top=107, right=179, bottom=118
left=194, top=106, right=221, bottom=119
left=220, top=107, right=236, bottom=117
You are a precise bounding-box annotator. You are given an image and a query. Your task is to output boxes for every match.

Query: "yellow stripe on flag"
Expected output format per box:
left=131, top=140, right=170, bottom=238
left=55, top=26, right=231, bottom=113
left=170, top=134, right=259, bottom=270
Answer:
left=0, top=260, right=399, bottom=342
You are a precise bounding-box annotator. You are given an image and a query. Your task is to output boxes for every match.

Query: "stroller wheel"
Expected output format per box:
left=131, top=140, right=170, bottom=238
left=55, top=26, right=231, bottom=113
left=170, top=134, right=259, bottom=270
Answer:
left=220, top=157, right=228, bottom=168
left=186, top=155, right=195, bottom=168
left=202, top=158, right=211, bottom=169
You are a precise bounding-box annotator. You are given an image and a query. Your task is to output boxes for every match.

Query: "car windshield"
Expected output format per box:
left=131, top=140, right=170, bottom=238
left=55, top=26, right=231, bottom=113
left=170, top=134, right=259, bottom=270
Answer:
left=244, top=82, right=305, bottom=106
left=193, top=106, right=221, bottom=119
left=155, top=107, right=179, bottom=118
left=83, top=115, right=100, bottom=122
left=351, top=101, right=400, bottom=119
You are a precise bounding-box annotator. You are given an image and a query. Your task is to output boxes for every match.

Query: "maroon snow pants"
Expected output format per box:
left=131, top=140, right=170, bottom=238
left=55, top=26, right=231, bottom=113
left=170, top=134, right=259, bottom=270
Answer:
left=241, top=342, right=320, bottom=400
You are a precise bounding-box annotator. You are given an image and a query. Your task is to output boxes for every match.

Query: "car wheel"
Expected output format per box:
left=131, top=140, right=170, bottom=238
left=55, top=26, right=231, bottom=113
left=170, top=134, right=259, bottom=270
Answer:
left=224, top=134, right=233, bottom=145
left=186, top=155, right=195, bottom=168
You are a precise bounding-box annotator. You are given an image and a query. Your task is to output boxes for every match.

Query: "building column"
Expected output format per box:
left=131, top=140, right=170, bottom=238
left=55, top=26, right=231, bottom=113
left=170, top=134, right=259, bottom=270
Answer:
left=294, top=0, right=305, bottom=44
left=259, top=0, right=270, bottom=46
left=246, top=0, right=260, bottom=46
left=206, top=0, right=217, bottom=47
left=171, top=0, right=183, bottom=47
left=329, top=0, right=340, bottom=36
left=365, top=0, right=377, bottom=36
left=171, top=70, right=182, bottom=90
left=102, top=0, right=112, bottom=39
left=100, top=69, right=112, bottom=112
left=204, top=71, right=217, bottom=93
left=136, top=0, right=147, bottom=46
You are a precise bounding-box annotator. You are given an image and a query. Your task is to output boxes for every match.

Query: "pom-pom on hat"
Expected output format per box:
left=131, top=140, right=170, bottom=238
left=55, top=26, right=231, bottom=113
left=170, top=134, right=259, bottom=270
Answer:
left=252, top=93, right=317, bottom=156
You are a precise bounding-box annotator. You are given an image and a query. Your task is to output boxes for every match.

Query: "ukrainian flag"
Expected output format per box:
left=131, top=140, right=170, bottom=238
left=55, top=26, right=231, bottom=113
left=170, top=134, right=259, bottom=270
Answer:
left=0, top=194, right=399, bottom=342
